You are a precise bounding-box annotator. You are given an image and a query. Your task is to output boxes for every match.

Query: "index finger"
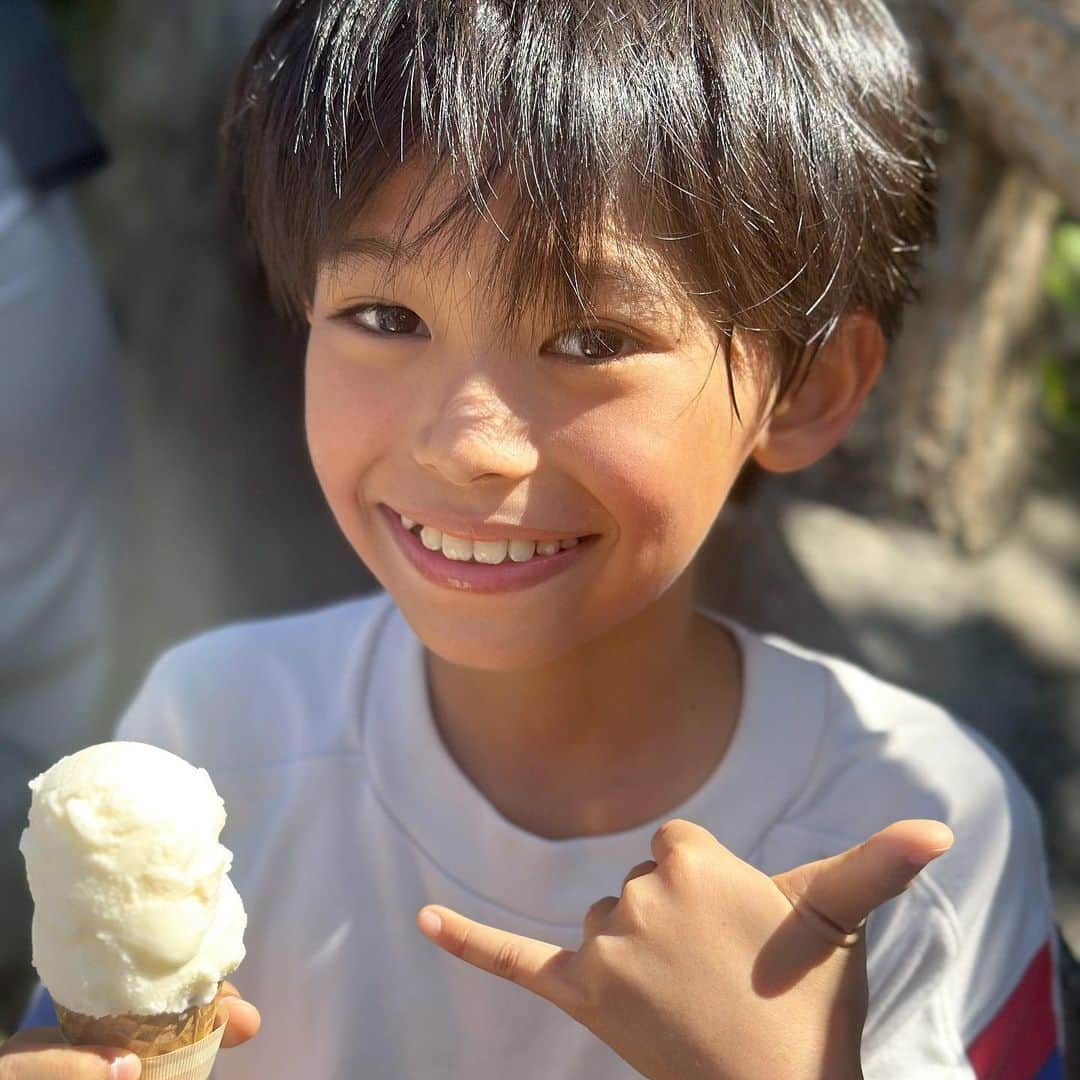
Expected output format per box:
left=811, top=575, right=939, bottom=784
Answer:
left=417, top=906, right=580, bottom=1015
left=213, top=984, right=261, bottom=1050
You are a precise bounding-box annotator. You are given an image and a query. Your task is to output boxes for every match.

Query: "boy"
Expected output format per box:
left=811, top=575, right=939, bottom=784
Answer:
left=3, top=0, right=1065, bottom=1076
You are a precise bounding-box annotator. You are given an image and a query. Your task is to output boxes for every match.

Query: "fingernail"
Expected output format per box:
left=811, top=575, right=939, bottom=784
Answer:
left=109, top=1053, right=141, bottom=1080
left=418, top=908, right=442, bottom=936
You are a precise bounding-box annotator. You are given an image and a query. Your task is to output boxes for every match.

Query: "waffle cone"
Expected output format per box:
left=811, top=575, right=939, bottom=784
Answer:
left=55, top=990, right=220, bottom=1059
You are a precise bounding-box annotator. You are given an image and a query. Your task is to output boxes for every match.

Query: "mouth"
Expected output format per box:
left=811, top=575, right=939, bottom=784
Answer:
left=378, top=504, right=598, bottom=594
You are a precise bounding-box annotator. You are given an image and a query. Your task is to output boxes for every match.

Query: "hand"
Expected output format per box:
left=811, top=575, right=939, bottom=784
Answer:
left=0, top=981, right=260, bottom=1080
left=417, top=818, right=953, bottom=1080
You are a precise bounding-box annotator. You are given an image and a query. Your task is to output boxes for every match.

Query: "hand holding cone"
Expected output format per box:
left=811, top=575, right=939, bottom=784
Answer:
left=0, top=985, right=260, bottom=1080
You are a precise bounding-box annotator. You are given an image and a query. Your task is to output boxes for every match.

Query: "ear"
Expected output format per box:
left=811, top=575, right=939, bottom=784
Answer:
left=751, top=314, right=885, bottom=474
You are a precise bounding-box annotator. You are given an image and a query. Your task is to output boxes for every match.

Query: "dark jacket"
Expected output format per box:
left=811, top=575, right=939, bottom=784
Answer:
left=0, top=0, right=106, bottom=190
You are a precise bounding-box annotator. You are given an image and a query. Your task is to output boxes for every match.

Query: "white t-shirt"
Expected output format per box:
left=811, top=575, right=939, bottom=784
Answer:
left=111, top=592, right=1064, bottom=1079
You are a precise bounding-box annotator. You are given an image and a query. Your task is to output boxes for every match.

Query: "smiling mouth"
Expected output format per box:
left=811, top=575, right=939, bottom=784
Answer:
left=390, top=509, right=591, bottom=566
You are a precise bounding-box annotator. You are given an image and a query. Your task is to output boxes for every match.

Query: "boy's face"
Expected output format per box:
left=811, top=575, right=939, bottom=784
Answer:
left=305, top=161, right=778, bottom=670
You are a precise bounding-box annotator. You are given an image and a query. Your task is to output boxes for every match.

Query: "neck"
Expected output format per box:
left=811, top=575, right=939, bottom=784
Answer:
left=424, top=571, right=742, bottom=838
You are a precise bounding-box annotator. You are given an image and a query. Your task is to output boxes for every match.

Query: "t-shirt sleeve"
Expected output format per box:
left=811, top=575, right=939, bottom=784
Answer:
left=748, top=642, right=1066, bottom=1078
left=110, top=596, right=387, bottom=768
left=110, top=630, right=275, bottom=769
left=110, top=618, right=318, bottom=768
left=862, top=729, right=1065, bottom=1078
left=941, top=731, right=1065, bottom=1079
left=112, top=645, right=202, bottom=757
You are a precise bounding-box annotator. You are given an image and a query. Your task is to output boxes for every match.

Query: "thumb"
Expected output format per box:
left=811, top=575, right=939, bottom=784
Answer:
left=417, top=906, right=580, bottom=1014
left=0, top=1036, right=141, bottom=1080
left=772, top=819, right=954, bottom=941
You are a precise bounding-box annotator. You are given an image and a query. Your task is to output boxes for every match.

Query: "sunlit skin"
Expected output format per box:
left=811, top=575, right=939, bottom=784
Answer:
left=304, top=158, right=885, bottom=841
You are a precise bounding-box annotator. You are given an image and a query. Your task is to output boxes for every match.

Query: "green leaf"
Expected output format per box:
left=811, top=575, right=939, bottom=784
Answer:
left=1045, top=222, right=1080, bottom=312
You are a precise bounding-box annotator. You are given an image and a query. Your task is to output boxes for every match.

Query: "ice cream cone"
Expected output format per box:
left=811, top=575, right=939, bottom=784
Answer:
left=55, top=992, right=219, bottom=1058
left=21, top=742, right=247, bottom=1080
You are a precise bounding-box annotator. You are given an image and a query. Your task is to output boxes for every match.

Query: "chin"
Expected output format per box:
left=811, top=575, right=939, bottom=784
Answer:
left=400, top=605, right=589, bottom=672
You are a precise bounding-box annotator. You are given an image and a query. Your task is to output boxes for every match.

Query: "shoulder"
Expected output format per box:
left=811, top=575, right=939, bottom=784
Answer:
left=747, top=628, right=1043, bottom=855
left=114, top=591, right=395, bottom=769
left=140, top=590, right=392, bottom=687
left=744, top=630, right=1060, bottom=1064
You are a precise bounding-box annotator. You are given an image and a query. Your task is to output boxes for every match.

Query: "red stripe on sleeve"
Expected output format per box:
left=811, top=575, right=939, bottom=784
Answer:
left=967, top=940, right=1058, bottom=1079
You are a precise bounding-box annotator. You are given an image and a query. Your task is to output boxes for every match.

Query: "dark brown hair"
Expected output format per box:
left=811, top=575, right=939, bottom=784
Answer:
left=222, top=0, right=936, bottom=402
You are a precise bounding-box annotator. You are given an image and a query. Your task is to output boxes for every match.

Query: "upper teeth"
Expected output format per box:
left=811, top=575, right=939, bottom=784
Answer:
left=403, top=514, right=581, bottom=563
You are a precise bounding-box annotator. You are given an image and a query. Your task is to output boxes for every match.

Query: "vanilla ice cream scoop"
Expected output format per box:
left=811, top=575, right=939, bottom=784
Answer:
left=20, top=741, right=247, bottom=1018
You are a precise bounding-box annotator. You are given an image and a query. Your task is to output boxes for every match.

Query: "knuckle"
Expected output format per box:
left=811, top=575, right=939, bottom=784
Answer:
left=772, top=871, right=803, bottom=909
left=448, top=923, right=472, bottom=960
left=491, top=939, right=522, bottom=981
left=654, top=819, right=684, bottom=847
left=793, top=899, right=866, bottom=947
left=663, top=842, right=701, bottom=883
left=665, top=817, right=697, bottom=840
left=654, top=819, right=704, bottom=867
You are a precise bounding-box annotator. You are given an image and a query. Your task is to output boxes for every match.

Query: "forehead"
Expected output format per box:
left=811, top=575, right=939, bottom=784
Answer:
left=320, top=157, right=696, bottom=319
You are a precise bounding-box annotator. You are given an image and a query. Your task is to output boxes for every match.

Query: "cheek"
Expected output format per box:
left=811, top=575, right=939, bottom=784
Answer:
left=304, top=333, right=401, bottom=497
left=559, top=385, right=746, bottom=567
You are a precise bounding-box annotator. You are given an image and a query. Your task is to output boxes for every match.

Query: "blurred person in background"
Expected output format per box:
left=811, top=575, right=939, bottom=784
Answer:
left=0, top=0, right=125, bottom=1031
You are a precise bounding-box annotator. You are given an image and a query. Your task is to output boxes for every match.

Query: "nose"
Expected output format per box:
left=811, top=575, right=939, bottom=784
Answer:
left=412, top=372, right=538, bottom=486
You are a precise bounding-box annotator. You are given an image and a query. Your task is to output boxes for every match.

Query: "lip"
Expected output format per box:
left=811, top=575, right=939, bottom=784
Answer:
left=378, top=503, right=596, bottom=595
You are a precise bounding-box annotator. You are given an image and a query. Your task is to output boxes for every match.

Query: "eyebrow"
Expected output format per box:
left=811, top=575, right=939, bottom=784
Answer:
left=325, top=233, right=680, bottom=312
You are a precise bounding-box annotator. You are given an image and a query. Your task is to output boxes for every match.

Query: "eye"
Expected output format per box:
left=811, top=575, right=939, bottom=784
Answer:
left=545, top=326, right=637, bottom=364
left=345, top=303, right=430, bottom=338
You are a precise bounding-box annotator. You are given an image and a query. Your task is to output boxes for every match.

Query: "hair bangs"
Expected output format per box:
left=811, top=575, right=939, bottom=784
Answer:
left=223, top=0, right=936, bottom=391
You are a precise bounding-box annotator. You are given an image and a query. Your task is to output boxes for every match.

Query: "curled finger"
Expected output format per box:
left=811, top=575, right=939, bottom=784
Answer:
left=620, top=860, right=657, bottom=892
left=216, top=998, right=261, bottom=1049
left=582, top=895, right=618, bottom=939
